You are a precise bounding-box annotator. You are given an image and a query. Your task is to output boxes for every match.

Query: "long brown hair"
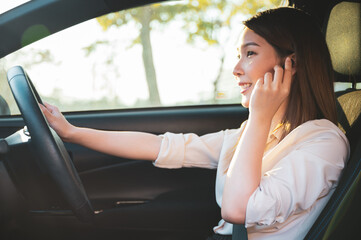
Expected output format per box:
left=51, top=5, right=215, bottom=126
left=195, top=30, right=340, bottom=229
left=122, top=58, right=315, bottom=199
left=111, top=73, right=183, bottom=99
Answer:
left=244, top=7, right=337, bottom=137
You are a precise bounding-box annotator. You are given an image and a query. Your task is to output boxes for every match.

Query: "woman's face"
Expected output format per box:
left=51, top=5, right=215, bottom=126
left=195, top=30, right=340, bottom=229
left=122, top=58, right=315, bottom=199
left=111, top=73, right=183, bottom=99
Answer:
left=233, top=28, right=280, bottom=108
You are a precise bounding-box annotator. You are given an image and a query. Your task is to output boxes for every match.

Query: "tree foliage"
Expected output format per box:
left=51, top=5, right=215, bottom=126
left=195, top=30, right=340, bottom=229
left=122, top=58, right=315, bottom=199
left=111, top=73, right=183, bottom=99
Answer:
left=181, top=0, right=283, bottom=45
left=98, top=0, right=283, bottom=46
left=95, top=0, right=284, bottom=104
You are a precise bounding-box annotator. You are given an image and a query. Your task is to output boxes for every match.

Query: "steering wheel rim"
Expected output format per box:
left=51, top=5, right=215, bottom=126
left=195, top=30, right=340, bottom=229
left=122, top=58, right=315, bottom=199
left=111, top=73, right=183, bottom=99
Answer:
left=7, top=66, right=94, bottom=223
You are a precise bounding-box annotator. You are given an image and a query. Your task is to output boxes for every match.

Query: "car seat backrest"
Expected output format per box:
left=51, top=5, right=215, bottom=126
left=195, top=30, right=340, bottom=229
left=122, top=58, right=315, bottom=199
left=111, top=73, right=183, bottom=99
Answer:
left=336, top=90, right=361, bottom=153
left=305, top=1, right=361, bottom=239
left=327, top=0, right=361, bottom=153
left=326, top=1, right=360, bottom=79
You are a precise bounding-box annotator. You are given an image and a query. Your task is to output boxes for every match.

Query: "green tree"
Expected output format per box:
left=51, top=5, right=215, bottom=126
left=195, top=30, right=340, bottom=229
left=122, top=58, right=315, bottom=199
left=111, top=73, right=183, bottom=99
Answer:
left=97, top=5, right=172, bottom=105
left=96, top=0, right=283, bottom=104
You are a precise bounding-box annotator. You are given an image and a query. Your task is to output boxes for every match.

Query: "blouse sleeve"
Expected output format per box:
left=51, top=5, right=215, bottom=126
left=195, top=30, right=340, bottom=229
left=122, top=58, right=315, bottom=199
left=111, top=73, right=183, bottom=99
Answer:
left=245, top=129, right=349, bottom=227
left=153, top=130, right=236, bottom=169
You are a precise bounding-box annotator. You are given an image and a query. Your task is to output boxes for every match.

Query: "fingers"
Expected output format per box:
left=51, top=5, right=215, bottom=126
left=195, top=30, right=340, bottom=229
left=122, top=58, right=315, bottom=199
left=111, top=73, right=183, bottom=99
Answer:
left=43, top=102, right=59, bottom=114
left=265, top=57, right=292, bottom=88
left=283, top=57, right=293, bottom=89
left=263, top=72, right=272, bottom=86
left=39, top=103, right=49, bottom=115
left=39, top=102, right=60, bottom=123
left=256, top=57, right=293, bottom=91
left=39, top=103, right=52, bottom=120
left=254, top=78, right=263, bottom=89
left=261, top=65, right=283, bottom=88
left=273, top=65, right=283, bottom=87
left=43, top=102, right=52, bottom=109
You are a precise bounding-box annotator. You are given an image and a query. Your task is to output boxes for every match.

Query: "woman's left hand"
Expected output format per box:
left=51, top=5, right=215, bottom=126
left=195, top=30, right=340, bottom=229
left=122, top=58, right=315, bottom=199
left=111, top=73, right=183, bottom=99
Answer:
left=249, top=57, right=293, bottom=120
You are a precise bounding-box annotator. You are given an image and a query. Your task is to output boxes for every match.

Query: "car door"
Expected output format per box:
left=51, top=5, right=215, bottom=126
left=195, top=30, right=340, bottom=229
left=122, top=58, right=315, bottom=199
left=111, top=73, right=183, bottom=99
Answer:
left=70, top=105, right=247, bottom=237
left=0, top=91, right=249, bottom=240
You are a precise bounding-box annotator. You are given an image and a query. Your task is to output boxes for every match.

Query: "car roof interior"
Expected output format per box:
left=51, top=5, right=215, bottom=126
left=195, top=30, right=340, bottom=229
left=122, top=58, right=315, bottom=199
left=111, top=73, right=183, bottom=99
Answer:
left=0, top=0, right=360, bottom=238
left=0, top=0, right=162, bottom=59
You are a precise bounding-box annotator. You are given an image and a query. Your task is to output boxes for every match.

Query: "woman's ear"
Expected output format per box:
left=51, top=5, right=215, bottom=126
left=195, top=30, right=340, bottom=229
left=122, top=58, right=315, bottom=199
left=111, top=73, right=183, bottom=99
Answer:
left=289, top=53, right=296, bottom=75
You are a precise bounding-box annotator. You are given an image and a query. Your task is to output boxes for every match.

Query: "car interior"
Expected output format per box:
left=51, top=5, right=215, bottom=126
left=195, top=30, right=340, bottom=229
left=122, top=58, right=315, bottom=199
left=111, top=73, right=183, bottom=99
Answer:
left=0, top=0, right=360, bottom=240
left=304, top=0, right=361, bottom=239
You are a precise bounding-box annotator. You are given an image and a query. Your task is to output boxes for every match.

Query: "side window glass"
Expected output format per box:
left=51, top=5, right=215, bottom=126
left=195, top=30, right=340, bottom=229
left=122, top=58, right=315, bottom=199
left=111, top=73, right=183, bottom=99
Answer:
left=1, top=0, right=283, bottom=115
left=0, top=62, right=19, bottom=115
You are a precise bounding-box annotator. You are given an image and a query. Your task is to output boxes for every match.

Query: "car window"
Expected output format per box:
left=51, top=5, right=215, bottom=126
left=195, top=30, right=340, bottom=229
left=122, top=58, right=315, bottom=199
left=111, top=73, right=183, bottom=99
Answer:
left=1, top=0, right=291, bottom=115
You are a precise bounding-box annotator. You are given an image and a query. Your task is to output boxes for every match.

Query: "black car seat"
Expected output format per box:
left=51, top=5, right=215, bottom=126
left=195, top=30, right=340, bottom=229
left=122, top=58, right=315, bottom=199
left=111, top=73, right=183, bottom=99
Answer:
left=305, top=0, right=361, bottom=239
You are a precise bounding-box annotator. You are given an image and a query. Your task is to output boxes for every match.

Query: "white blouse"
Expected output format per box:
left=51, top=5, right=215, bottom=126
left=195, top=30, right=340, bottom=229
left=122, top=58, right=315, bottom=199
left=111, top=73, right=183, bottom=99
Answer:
left=153, top=119, right=349, bottom=239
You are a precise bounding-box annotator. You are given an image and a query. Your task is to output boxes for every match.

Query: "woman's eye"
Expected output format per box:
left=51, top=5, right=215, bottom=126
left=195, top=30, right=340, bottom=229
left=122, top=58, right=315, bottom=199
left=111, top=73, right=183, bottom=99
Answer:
left=247, top=51, right=255, bottom=57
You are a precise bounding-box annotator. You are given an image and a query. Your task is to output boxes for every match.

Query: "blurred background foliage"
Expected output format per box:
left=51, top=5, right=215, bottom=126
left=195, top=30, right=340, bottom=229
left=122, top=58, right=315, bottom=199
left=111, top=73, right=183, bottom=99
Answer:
left=0, top=0, right=283, bottom=115
left=95, top=0, right=283, bottom=106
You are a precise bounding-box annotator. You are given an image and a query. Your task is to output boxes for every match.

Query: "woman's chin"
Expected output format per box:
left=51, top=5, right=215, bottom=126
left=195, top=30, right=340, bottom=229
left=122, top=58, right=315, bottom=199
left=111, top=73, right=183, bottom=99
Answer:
left=241, top=99, right=250, bottom=108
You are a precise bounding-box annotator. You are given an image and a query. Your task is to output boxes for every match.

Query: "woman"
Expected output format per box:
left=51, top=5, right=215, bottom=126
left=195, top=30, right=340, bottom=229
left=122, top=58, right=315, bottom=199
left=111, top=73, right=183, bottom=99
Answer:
left=41, top=7, right=349, bottom=239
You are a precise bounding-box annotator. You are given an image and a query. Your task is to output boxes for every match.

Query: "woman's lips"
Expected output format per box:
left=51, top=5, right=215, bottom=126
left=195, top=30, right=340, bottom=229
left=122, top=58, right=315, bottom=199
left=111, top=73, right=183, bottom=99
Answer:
left=238, top=82, right=252, bottom=94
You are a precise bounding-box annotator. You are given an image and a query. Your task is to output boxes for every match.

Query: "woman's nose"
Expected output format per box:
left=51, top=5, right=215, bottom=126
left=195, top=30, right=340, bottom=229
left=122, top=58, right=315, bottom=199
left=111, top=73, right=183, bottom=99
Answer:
left=233, top=60, right=244, bottom=77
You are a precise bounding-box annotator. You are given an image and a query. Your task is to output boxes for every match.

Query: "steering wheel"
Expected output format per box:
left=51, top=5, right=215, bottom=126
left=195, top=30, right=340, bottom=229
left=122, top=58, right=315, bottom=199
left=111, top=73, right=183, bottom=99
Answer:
left=7, top=66, right=94, bottom=223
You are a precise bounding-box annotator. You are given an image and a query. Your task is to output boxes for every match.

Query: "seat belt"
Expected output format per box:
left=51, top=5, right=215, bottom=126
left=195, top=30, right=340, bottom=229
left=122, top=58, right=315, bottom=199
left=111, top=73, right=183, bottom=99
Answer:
left=232, top=224, right=248, bottom=240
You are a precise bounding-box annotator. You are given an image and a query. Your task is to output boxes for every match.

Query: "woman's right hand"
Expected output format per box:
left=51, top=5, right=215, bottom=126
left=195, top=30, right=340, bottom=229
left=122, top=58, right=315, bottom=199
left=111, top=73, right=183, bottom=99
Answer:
left=39, top=102, right=75, bottom=142
left=248, top=57, right=292, bottom=121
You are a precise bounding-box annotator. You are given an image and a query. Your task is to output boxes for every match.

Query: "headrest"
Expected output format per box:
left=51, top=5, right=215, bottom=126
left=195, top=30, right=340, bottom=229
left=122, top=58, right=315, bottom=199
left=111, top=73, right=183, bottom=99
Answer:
left=325, top=1, right=360, bottom=82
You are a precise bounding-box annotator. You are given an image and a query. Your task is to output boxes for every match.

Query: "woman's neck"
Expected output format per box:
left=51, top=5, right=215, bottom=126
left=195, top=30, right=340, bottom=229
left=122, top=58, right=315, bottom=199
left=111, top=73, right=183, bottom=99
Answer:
left=270, top=100, right=288, bottom=133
